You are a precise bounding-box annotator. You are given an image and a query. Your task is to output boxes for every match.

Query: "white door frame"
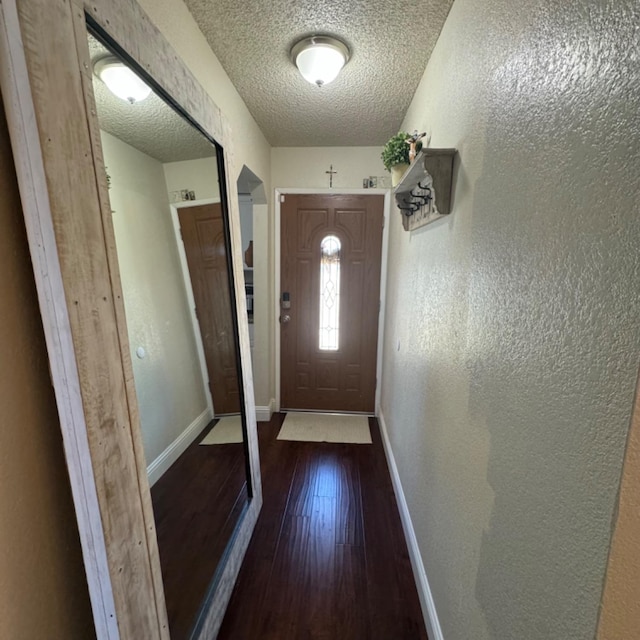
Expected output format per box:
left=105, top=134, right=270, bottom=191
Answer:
left=274, top=188, right=391, bottom=415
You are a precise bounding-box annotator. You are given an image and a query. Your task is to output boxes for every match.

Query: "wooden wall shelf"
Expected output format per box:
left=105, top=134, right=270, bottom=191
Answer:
left=393, top=148, right=456, bottom=231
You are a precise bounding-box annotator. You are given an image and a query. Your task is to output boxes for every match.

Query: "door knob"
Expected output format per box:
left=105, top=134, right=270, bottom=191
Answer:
left=280, top=314, right=291, bottom=324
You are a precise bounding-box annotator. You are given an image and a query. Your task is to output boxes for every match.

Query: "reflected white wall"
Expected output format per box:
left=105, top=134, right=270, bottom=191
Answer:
left=102, top=130, right=209, bottom=469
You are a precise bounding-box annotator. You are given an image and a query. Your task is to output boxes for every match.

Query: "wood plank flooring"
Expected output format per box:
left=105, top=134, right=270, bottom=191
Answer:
left=218, top=413, right=427, bottom=640
left=150, top=420, right=248, bottom=640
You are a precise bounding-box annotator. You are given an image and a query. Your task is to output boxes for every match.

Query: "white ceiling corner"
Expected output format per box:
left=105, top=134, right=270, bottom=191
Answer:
left=183, top=0, right=456, bottom=147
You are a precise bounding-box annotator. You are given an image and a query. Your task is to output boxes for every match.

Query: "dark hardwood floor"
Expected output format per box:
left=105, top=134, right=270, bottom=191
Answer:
left=150, top=419, right=248, bottom=640
left=218, top=412, right=428, bottom=640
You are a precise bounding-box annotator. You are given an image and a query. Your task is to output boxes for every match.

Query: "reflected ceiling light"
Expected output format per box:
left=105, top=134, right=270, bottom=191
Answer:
left=291, top=35, right=350, bottom=87
left=93, top=55, right=152, bottom=104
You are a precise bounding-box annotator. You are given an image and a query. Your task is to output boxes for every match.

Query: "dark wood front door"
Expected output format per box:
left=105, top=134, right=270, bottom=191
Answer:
left=280, top=193, right=384, bottom=412
left=178, top=203, right=239, bottom=414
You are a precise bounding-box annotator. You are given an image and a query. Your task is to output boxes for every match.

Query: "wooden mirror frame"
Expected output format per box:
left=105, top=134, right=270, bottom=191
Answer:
left=0, top=0, right=262, bottom=638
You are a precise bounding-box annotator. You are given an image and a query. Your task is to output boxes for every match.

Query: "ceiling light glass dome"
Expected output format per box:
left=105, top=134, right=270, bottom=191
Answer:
left=291, top=36, right=350, bottom=87
left=94, top=55, right=152, bottom=104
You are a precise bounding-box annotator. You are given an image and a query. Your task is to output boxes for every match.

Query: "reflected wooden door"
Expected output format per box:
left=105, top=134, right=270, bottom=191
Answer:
left=280, top=194, right=384, bottom=412
left=178, top=203, right=239, bottom=414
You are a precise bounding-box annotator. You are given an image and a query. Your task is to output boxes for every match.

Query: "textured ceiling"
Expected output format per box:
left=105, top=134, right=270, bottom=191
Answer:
left=184, top=0, right=455, bottom=146
left=88, top=35, right=216, bottom=163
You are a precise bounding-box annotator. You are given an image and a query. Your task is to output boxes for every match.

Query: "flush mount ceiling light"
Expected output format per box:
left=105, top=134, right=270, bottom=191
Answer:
left=291, top=35, right=350, bottom=87
left=93, top=55, right=152, bottom=104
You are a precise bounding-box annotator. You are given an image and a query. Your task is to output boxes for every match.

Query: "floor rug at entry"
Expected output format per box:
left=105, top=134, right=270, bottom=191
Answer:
left=200, top=415, right=243, bottom=445
left=277, top=411, right=372, bottom=444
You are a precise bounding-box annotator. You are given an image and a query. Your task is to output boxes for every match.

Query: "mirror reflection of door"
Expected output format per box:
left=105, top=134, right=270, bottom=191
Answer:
left=178, top=202, right=240, bottom=414
left=88, top=31, right=250, bottom=639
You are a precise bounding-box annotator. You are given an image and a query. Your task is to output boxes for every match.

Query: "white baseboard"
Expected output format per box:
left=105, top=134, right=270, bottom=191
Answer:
left=147, top=407, right=212, bottom=486
left=255, top=398, right=275, bottom=422
left=377, top=409, right=444, bottom=640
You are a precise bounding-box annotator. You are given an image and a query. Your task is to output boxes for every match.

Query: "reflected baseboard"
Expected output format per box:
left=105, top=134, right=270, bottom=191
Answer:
left=255, top=399, right=275, bottom=423
left=377, top=409, right=444, bottom=640
left=147, top=407, right=213, bottom=486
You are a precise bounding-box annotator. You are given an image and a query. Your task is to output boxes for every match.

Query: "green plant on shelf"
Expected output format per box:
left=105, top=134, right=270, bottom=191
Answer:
left=381, top=131, right=421, bottom=172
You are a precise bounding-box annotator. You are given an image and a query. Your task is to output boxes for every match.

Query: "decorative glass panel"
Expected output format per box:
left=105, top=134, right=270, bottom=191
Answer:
left=319, top=235, right=341, bottom=351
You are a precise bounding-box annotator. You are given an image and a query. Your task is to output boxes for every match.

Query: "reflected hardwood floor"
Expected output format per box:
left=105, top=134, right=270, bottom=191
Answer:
left=151, top=419, right=248, bottom=640
left=218, top=412, right=428, bottom=640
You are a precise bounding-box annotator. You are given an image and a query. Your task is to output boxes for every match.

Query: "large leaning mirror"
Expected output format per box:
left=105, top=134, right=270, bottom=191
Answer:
left=0, top=1, right=263, bottom=637
left=88, top=26, right=251, bottom=640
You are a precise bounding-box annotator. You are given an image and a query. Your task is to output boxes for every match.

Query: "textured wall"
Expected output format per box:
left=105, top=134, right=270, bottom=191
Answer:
left=0, top=103, right=95, bottom=639
left=272, top=146, right=386, bottom=189
left=102, top=131, right=208, bottom=466
left=163, top=157, right=220, bottom=202
left=380, top=1, right=640, bottom=638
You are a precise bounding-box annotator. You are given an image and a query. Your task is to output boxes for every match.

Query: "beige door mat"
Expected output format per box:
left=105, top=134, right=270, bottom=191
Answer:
left=200, top=414, right=244, bottom=445
left=277, top=411, right=372, bottom=444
